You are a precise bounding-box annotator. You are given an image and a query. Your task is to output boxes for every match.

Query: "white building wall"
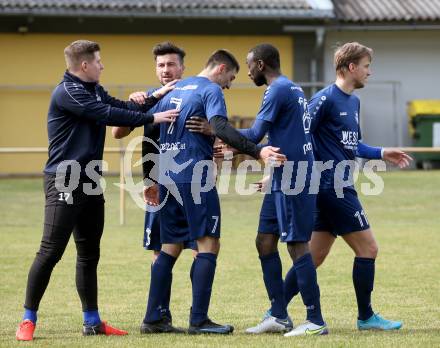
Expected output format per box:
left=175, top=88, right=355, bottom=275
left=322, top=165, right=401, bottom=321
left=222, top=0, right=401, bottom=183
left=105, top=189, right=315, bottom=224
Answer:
left=323, top=30, right=440, bottom=147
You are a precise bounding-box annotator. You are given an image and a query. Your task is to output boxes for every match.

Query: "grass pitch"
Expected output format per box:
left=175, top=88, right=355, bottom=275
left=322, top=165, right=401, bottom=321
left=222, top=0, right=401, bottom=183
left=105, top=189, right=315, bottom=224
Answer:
left=0, top=171, right=439, bottom=347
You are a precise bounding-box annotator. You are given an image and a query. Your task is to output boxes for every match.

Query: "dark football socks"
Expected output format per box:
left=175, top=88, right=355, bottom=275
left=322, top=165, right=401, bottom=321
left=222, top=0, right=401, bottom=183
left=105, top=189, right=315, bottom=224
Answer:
left=295, top=253, right=324, bottom=325
left=284, top=264, right=300, bottom=305
left=23, top=309, right=37, bottom=324
left=162, top=271, right=173, bottom=320
left=190, top=253, right=217, bottom=325
left=260, top=251, right=288, bottom=319
left=151, top=262, right=173, bottom=320
left=144, top=251, right=176, bottom=323
left=353, top=257, right=375, bottom=320
left=83, top=310, right=101, bottom=326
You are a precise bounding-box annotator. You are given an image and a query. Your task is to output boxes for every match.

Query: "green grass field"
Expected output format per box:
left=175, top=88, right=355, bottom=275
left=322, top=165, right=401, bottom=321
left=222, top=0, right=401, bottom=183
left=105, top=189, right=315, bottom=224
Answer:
left=1, top=171, right=439, bottom=347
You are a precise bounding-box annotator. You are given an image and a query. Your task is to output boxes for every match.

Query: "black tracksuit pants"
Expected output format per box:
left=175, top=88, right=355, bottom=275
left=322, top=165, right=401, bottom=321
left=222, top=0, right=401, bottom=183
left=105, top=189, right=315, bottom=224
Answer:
left=24, top=174, right=104, bottom=312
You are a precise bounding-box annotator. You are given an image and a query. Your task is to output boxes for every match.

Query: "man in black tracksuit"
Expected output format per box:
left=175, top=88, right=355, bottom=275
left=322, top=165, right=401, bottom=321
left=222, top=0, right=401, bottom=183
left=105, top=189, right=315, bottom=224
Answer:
left=15, top=40, right=177, bottom=341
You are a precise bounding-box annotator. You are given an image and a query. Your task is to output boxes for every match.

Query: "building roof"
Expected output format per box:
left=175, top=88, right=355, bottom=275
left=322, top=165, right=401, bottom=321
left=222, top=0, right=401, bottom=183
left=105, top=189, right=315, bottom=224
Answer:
left=2, top=0, right=440, bottom=23
left=0, top=0, right=333, bottom=19
left=333, top=0, right=440, bottom=22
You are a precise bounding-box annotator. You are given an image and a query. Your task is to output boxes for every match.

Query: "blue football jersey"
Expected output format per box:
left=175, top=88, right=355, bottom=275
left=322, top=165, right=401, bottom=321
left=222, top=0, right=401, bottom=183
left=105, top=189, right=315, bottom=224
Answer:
left=256, top=76, right=315, bottom=191
left=148, top=76, right=227, bottom=184
left=309, top=83, right=361, bottom=188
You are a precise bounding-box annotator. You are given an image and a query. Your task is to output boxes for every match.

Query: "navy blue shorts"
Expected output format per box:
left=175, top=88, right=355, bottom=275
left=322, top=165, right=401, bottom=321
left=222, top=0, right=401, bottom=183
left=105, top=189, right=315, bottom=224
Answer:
left=159, top=184, right=221, bottom=244
left=258, top=190, right=316, bottom=243
left=314, top=187, right=370, bottom=236
left=143, top=208, right=197, bottom=251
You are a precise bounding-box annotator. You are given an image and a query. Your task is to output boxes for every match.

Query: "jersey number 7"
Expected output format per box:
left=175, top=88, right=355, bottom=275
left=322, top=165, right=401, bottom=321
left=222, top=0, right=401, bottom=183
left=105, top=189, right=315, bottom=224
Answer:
left=167, top=97, right=183, bottom=134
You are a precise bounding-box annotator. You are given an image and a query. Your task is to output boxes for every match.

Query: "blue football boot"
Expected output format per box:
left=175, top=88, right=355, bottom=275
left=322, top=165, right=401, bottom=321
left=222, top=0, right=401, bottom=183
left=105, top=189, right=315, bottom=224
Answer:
left=357, top=313, right=402, bottom=331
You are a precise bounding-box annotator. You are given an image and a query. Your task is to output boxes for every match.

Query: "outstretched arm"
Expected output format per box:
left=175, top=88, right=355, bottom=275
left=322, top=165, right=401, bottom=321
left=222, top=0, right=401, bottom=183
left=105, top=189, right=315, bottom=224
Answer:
left=356, top=142, right=383, bottom=159
left=356, top=142, right=412, bottom=168
left=382, top=148, right=413, bottom=168
left=209, top=116, right=286, bottom=164
left=60, top=82, right=178, bottom=127
left=185, top=116, right=215, bottom=136
left=238, top=119, right=271, bottom=144
left=111, top=81, right=179, bottom=138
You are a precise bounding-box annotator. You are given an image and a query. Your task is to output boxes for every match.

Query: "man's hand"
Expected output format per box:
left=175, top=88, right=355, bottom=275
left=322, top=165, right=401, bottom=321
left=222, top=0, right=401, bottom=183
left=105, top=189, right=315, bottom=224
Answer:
left=144, top=184, right=159, bottom=206
left=185, top=116, right=215, bottom=136
left=383, top=148, right=413, bottom=168
left=259, top=146, right=287, bottom=166
left=129, top=80, right=178, bottom=105
left=213, top=142, right=238, bottom=159
left=152, top=80, right=179, bottom=99
left=129, top=91, right=148, bottom=104
left=153, top=109, right=179, bottom=124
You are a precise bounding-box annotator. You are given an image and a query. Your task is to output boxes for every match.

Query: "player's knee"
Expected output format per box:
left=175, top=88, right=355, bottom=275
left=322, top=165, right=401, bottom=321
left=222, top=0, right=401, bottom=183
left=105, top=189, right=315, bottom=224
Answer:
left=205, top=239, right=220, bottom=255
left=197, top=236, right=220, bottom=255
left=356, top=240, right=378, bottom=259
left=76, top=251, right=100, bottom=267
left=287, top=242, right=309, bottom=262
left=152, top=251, right=160, bottom=263
left=255, top=236, right=261, bottom=252
left=76, top=244, right=100, bottom=261
left=255, top=234, right=277, bottom=256
left=36, top=247, right=64, bottom=268
left=313, top=250, right=327, bottom=268
left=369, top=242, right=379, bottom=259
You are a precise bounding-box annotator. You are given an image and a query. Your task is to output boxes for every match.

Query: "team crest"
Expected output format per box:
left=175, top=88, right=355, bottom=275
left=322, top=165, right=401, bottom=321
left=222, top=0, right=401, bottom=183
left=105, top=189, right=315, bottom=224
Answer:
left=298, top=97, right=311, bottom=134
left=303, top=109, right=312, bottom=134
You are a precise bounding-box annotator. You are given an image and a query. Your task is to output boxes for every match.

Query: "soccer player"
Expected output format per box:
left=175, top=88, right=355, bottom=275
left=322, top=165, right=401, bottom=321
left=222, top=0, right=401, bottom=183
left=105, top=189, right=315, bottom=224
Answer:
left=225, top=44, right=327, bottom=336
left=282, top=42, right=411, bottom=331
left=140, top=49, right=285, bottom=334
left=15, top=40, right=177, bottom=341
left=112, top=42, right=212, bottom=326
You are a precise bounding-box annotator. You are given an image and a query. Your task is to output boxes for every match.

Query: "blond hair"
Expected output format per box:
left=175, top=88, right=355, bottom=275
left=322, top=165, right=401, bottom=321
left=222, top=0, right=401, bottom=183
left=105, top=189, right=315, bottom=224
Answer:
left=64, top=40, right=100, bottom=70
left=334, top=42, right=373, bottom=75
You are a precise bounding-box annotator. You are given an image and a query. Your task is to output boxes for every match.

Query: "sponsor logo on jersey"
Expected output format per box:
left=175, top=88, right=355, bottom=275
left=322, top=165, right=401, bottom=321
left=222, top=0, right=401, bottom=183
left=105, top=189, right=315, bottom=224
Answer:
left=340, top=111, right=348, bottom=116
left=160, top=142, right=186, bottom=151
left=174, top=84, right=198, bottom=91
left=341, top=130, right=359, bottom=148
left=291, top=86, right=303, bottom=92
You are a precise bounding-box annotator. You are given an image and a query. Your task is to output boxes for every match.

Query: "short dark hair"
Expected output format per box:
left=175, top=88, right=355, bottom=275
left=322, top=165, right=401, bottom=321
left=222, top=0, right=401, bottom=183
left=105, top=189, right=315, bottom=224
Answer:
left=64, top=40, right=100, bottom=69
left=248, top=44, right=281, bottom=70
left=152, top=42, right=186, bottom=64
left=206, top=49, right=240, bottom=72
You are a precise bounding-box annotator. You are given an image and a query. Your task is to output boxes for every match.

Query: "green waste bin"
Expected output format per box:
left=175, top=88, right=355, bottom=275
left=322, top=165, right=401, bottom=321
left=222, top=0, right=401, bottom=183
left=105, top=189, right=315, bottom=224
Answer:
left=408, top=100, right=440, bottom=169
